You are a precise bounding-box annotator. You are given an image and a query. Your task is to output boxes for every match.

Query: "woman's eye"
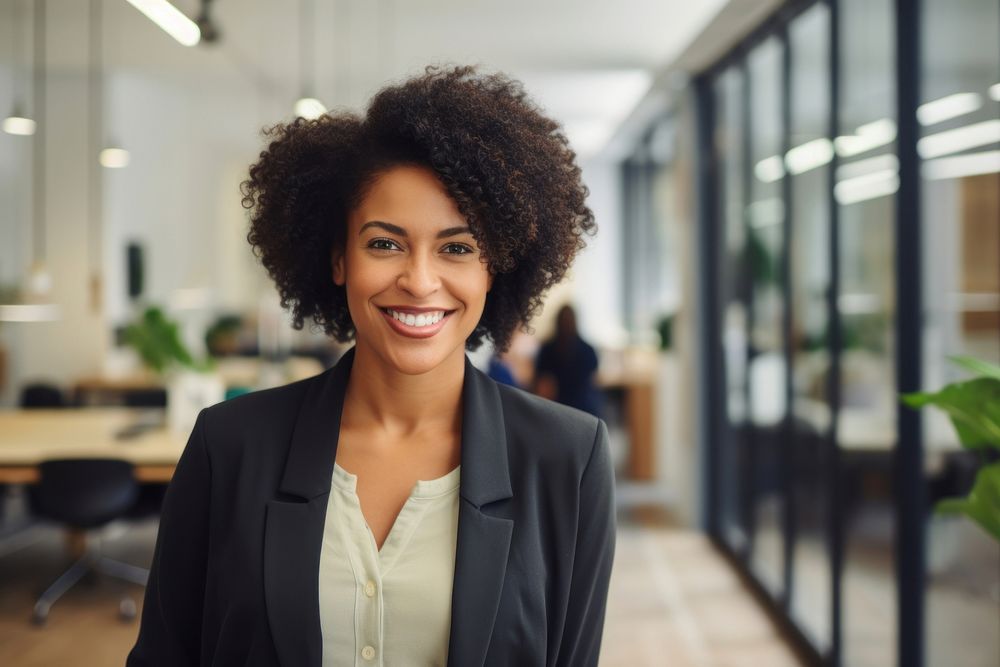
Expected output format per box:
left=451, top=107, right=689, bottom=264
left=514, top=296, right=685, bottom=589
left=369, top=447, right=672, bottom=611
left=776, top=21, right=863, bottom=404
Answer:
left=368, top=238, right=400, bottom=252
left=443, top=243, right=474, bottom=255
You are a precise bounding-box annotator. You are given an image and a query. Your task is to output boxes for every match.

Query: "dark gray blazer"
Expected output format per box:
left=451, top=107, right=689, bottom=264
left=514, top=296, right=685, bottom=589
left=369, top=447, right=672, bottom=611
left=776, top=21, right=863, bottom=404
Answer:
left=127, top=345, right=616, bottom=666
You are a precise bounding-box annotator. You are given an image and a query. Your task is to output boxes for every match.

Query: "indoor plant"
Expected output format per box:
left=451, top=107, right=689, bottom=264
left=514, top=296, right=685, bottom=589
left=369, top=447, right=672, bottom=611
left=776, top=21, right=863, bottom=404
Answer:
left=124, top=305, right=223, bottom=433
left=903, top=356, right=1000, bottom=541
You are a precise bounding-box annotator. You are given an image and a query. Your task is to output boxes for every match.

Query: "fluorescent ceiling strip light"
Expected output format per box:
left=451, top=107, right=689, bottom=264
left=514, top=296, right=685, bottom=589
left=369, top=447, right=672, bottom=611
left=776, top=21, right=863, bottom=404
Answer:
left=990, top=83, right=1000, bottom=102
left=124, top=0, right=200, bottom=47
left=834, top=118, right=897, bottom=157
left=754, top=155, right=785, bottom=183
left=785, top=138, right=833, bottom=175
left=2, top=116, right=36, bottom=135
left=834, top=169, right=899, bottom=205
left=922, top=150, right=1000, bottom=180
left=0, top=304, right=61, bottom=322
left=917, top=92, right=982, bottom=126
left=918, top=119, right=1000, bottom=159
left=835, top=153, right=899, bottom=181
left=100, top=148, right=130, bottom=168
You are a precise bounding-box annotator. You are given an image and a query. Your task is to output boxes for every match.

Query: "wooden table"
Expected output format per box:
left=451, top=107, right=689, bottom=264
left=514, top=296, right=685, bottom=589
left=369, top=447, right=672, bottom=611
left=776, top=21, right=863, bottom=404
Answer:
left=0, top=408, right=187, bottom=484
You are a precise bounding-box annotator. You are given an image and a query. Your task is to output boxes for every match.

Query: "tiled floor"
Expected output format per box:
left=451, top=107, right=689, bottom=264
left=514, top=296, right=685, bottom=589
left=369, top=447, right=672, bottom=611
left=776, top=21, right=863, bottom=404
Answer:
left=604, top=510, right=806, bottom=667
left=0, top=499, right=806, bottom=666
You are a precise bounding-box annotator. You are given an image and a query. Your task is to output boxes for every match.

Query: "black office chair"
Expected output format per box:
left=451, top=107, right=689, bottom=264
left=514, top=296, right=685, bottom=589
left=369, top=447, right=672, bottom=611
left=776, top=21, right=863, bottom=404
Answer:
left=26, top=459, right=149, bottom=625
left=19, top=382, right=67, bottom=409
left=3, top=383, right=68, bottom=529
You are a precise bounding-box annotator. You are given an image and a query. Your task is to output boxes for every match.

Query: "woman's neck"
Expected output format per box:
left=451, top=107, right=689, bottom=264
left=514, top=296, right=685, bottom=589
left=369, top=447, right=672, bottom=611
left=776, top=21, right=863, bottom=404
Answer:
left=341, top=343, right=465, bottom=439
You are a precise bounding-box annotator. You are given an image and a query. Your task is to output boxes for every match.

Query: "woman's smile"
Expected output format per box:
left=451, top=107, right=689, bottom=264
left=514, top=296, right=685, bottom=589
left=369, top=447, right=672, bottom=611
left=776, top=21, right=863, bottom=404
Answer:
left=378, top=306, right=457, bottom=338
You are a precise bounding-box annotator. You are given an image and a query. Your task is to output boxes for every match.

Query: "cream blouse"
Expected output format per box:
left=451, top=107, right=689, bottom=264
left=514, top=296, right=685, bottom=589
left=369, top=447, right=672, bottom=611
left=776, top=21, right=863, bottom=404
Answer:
left=318, top=460, right=462, bottom=667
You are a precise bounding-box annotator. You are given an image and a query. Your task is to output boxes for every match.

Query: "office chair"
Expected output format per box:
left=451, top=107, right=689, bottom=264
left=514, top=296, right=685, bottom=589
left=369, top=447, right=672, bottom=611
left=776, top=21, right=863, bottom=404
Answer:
left=19, top=382, right=67, bottom=408
left=4, top=383, right=67, bottom=529
left=26, top=459, right=149, bottom=625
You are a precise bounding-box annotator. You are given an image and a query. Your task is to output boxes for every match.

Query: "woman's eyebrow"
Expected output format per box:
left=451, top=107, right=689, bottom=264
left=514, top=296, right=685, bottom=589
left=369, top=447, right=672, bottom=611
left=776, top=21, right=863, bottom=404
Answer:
left=359, top=220, right=472, bottom=239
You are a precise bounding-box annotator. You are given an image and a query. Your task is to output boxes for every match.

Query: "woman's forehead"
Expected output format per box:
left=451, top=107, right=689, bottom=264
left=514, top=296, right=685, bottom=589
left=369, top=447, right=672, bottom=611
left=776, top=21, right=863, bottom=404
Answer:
left=350, top=165, right=468, bottom=234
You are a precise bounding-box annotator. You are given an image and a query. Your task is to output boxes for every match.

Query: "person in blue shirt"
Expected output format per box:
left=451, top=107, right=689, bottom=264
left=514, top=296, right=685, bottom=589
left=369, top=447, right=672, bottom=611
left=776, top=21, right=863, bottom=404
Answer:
left=532, top=304, right=603, bottom=419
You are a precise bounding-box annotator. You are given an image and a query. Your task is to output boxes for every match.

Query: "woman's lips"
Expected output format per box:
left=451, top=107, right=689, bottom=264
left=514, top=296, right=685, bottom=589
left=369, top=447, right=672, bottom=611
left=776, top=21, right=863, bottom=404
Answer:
left=379, top=307, right=454, bottom=339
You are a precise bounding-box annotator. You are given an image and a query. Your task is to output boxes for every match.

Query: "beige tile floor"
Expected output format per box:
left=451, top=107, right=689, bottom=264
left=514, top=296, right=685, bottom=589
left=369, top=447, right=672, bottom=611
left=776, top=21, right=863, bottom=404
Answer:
left=0, top=505, right=807, bottom=666
left=603, top=512, right=806, bottom=667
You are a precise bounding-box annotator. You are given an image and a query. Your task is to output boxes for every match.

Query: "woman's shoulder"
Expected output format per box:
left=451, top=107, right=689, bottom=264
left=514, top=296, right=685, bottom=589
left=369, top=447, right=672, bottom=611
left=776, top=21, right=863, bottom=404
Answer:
left=193, top=370, right=326, bottom=457
left=493, top=380, right=603, bottom=466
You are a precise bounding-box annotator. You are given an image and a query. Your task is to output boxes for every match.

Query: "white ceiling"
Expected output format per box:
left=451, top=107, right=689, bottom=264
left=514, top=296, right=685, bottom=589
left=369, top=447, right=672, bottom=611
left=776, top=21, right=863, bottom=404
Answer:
left=4, top=0, right=731, bottom=157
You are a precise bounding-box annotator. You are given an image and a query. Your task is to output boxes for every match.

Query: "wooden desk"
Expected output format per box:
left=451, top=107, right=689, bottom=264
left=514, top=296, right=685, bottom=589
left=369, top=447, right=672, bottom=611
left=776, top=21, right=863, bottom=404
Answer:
left=0, top=408, right=187, bottom=484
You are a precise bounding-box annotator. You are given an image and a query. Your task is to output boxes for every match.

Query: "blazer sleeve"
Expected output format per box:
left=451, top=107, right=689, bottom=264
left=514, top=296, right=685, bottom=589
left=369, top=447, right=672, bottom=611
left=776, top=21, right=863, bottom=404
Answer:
left=557, top=418, right=617, bottom=666
left=127, top=409, right=212, bottom=666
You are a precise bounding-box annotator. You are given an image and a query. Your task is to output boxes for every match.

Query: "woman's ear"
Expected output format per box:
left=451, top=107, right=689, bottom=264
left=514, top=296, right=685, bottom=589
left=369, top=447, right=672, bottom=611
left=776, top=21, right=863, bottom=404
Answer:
left=332, top=246, right=345, bottom=286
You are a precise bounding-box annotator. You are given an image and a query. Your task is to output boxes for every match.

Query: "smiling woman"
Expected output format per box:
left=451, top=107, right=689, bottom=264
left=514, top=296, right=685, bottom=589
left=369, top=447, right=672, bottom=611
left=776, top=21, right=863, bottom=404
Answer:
left=127, top=65, right=615, bottom=667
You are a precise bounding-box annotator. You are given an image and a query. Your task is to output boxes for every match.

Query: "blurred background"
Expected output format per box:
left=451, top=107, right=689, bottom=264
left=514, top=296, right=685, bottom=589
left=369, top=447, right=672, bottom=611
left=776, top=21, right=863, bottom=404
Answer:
left=0, top=0, right=998, bottom=665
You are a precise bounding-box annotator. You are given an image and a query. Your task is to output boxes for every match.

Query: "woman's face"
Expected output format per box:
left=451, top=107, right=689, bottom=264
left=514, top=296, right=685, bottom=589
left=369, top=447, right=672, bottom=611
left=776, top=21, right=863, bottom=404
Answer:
left=334, top=164, right=493, bottom=376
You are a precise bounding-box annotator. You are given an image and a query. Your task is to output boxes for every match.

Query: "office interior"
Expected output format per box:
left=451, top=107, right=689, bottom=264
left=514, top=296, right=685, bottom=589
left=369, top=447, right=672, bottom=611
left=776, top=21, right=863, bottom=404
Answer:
left=1, top=0, right=998, bottom=665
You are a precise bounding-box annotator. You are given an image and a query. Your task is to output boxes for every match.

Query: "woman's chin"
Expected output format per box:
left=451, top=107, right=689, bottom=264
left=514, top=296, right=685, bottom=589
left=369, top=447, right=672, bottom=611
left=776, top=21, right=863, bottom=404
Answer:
left=377, top=346, right=462, bottom=377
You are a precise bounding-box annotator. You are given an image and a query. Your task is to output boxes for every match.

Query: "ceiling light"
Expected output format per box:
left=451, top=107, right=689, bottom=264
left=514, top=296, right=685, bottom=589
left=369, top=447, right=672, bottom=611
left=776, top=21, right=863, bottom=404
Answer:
left=834, top=118, right=897, bottom=157
left=100, top=147, right=130, bottom=168
left=917, top=92, right=982, bottom=126
left=917, top=119, right=1000, bottom=159
left=293, top=97, right=326, bottom=120
left=834, top=169, right=899, bottom=205
left=754, top=155, right=785, bottom=183
left=836, top=153, right=899, bottom=181
left=922, top=150, right=1000, bottom=180
left=785, top=138, right=833, bottom=175
left=989, top=83, right=1000, bottom=102
left=124, top=0, right=200, bottom=47
left=2, top=114, right=36, bottom=135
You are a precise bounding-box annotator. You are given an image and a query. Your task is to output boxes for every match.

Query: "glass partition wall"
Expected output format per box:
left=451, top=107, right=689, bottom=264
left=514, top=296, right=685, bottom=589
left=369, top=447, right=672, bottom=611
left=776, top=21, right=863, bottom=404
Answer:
left=693, top=0, right=1000, bottom=665
left=919, top=1, right=1000, bottom=665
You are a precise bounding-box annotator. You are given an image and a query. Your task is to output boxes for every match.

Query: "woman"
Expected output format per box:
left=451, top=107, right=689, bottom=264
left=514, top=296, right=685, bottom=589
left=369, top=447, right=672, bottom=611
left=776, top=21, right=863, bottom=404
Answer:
left=532, top=304, right=603, bottom=419
left=128, top=65, right=616, bottom=667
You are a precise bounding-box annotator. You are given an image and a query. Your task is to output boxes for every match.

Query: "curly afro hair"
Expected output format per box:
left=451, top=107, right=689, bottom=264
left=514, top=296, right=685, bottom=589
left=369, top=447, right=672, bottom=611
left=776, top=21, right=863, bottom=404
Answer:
left=241, top=64, right=597, bottom=353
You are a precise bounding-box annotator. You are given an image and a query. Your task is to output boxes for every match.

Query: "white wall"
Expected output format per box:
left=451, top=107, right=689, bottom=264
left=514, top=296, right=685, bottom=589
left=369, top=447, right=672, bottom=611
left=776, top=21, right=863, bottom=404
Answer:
left=0, top=12, right=278, bottom=405
left=570, top=159, right=627, bottom=348
left=527, top=158, right=626, bottom=348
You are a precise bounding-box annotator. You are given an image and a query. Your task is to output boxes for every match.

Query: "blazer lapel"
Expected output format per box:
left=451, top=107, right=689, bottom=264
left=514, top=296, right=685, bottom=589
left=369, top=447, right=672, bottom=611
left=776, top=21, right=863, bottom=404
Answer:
left=262, top=347, right=514, bottom=667
left=447, top=357, right=514, bottom=667
left=264, top=346, right=353, bottom=667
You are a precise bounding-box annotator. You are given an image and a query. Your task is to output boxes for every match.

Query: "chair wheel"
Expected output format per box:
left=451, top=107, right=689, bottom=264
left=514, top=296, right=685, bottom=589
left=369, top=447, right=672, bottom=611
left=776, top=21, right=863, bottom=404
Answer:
left=31, top=606, right=48, bottom=626
left=119, top=597, right=137, bottom=621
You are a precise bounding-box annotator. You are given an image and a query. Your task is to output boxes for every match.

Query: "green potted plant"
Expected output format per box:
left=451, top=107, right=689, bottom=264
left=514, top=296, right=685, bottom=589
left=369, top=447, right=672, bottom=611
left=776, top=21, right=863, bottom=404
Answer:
left=902, top=356, right=1000, bottom=542
left=124, top=306, right=223, bottom=434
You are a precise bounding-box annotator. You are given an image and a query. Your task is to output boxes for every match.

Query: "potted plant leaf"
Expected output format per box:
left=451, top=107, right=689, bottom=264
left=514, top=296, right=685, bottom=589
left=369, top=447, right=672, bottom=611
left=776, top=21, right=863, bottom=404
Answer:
left=902, top=356, right=1000, bottom=542
left=124, top=306, right=224, bottom=434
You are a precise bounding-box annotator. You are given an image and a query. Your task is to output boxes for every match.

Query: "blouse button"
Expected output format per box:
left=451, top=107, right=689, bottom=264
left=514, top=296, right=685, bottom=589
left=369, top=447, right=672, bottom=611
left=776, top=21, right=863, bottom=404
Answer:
left=361, top=645, right=376, bottom=660
left=364, top=580, right=377, bottom=597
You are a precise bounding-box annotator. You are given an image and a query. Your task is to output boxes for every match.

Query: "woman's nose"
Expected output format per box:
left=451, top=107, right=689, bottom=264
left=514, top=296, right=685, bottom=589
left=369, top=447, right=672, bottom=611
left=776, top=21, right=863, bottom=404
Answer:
left=396, top=254, right=441, bottom=297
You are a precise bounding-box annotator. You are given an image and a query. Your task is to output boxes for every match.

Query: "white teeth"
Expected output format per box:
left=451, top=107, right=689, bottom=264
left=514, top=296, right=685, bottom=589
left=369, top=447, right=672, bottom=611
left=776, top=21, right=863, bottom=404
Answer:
left=387, top=309, right=445, bottom=327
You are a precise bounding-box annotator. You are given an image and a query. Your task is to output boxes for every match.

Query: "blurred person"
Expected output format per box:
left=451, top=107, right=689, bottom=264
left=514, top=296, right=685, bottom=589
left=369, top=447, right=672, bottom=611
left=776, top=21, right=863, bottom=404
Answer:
left=532, top=304, right=603, bottom=419
left=487, top=351, right=520, bottom=388
left=127, top=65, right=615, bottom=667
